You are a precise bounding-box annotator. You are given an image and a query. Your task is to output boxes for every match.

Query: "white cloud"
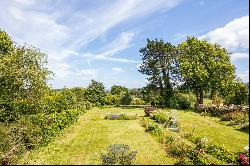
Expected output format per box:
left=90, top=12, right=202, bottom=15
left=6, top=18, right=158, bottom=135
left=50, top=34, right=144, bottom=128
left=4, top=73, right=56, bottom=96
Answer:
left=200, top=16, right=249, bottom=51
left=0, top=0, right=182, bottom=88
left=112, top=67, right=124, bottom=73
left=231, top=52, right=249, bottom=61
left=77, top=69, right=98, bottom=78
left=237, top=70, right=249, bottom=83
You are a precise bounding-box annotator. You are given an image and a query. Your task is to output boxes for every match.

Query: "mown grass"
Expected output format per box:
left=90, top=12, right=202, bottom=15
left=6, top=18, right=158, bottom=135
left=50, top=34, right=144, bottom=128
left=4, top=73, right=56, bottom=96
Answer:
left=166, top=109, right=249, bottom=153
left=17, top=107, right=175, bottom=165
left=17, top=107, right=249, bottom=165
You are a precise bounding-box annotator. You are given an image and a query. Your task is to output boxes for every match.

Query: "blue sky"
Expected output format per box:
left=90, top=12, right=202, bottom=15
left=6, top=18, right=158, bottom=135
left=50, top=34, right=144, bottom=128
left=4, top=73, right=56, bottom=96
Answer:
left=0, top=0, right=249, bottom=89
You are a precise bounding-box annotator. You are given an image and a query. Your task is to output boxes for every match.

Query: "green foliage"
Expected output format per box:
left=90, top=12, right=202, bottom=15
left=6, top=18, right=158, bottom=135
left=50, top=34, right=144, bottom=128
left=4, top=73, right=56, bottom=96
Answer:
left=0, top=29, right=13, bottom=54
left=120, top=92, right=132, bottom=106
left=224, top=81, right=249, bottom=105
left=129, top=88, right=142, bottom=98
left=139, top=39, right=178, bottom=106
left=0, top=32, right=51, bottom=120
left=168, top=93, right=193, bottom=109
left=0, top=109, right=83, bottom=164
left=106, top=94, right=120, bottom=106
left=152, top=111, right=169, bottom=123
left=178, top=36, right=235, bottom=104
left=110, top=85, right=128, bottom=95
left=101, top=144, right=137, bottom=165
left=131, top=98, right=145, bottom=105
left=195, top=104, right=249, bottom=125
left=212, top=95, right=224, bottom=105
left=85, top=80, right=106, bottom=106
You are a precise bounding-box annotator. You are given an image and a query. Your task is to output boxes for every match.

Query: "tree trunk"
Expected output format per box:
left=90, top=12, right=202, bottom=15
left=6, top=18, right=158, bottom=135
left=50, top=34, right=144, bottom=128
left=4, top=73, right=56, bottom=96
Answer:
left=195, top=89, right=199, bottom=104
left=199, top=88, right=204, bottom=104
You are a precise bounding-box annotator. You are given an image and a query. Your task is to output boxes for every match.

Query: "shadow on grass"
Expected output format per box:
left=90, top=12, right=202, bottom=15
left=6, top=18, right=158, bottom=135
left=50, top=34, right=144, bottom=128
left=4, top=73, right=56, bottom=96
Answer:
left=234, top=128, right=249, bottom=134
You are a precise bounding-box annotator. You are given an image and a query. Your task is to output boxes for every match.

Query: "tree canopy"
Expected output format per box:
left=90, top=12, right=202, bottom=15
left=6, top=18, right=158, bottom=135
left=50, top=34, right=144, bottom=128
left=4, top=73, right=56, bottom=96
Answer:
left=177, top=37, right=235, bottom=104
left=138, top=39, right=178, bottom=106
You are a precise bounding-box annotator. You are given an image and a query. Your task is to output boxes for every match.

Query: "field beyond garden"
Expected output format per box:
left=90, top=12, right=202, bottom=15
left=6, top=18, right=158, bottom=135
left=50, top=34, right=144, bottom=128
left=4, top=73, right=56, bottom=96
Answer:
left=17, top=107, right=249, bottom=165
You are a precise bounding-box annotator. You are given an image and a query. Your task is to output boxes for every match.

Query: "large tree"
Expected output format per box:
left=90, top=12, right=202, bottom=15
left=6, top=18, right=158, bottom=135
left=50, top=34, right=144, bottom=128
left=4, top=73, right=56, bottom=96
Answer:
left=177, top=37, right=235, bottom=104
left=138, top=39, right=178, bottom=106
left=85, top=79, right=106, bottom=105
left=0, top=29, right=51, bottom=120
left=110, top=85, right=128, bottom=95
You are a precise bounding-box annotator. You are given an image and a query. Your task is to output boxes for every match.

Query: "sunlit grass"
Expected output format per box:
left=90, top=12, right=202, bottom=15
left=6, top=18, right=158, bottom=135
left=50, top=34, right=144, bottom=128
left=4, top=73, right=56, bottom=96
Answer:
left=17, top=107, right=175, bottom=165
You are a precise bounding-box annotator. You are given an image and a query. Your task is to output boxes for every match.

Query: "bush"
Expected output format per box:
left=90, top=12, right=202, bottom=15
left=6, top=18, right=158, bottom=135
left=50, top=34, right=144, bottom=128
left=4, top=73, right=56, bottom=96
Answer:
left=152, top=111, right=169, bottom=123
left=168, top=93, right=192, bottom=109
left=195, top=103, right=249, bottom=126
left=221, top=111, right=248, bottom=124
left=151, top=110, right=180, bottom=132
left=104, top=112, right=137, bottom=120
left=212, top=95, right=224, bottom=105
left=120, top=92, right=132, bottom=106
left=131, top=98, right=145, bottom=105
left=144, top=122, right=164, bottom=136
left=106, top=94, right=120, bottom=106
left=144, top=106, right=156, bottom=116
left=0, top=109, right=83, bottom=164
left=101, top=144, right=137, bottom=165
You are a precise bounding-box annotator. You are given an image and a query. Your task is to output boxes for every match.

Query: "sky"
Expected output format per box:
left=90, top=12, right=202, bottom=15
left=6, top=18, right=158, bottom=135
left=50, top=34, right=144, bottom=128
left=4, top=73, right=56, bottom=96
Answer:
left=0, top=0, right=249, bottom=89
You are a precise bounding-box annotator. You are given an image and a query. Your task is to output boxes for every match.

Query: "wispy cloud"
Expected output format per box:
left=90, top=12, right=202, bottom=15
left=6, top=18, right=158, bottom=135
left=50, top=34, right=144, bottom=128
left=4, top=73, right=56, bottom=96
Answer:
left=82, top=31, right=140, bottom=63
left=112, top=67, right=124, bottom=73
left=0, top=0, right=181, bottom=88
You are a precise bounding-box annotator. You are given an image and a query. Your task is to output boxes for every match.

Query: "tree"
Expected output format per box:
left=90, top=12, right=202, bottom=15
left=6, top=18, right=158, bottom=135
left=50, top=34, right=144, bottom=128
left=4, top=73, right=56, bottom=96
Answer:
left=138, top=39, right=178, bottom=106
left=224, top=80, right=249, bottom=105
left=120, top=92, right=132, bottom=106
left=85, top=80, right=106, bottom=105
left=0, top=30, right=51, bottom=120
left=177, top=37, right=235, bottom=104
left=106, top=94, right=120, bottom=106
left=111, top=85, right=128, bottom=95
left=129, top=88, right=142, bottom=98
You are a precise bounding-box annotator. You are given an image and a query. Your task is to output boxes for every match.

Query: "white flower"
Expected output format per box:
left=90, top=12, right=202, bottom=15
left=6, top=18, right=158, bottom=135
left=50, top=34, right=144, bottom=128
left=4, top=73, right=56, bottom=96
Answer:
left=244, top=146, right=249, bottom=151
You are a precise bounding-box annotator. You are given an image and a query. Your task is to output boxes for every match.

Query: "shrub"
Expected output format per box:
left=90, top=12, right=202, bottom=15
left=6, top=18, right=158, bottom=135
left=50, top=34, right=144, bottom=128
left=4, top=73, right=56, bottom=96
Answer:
left=120, top=92, right=132, bottom=106
left=144, top=106, right=156, bottom=116
left=104, top=112, right=137, bottom=120
left=151, top=110, right=180, bottom=132
left=240, top=123, right=249, bottom=131
left=152, top=111, right=169, bottom=123
left=238, top=146, right=249, bottom=165
left=144, top=122, right=164, bottom=136
left=131, top=98, right=145, bottom=105
left=168, top=93, right=192, bottom=109
left=195, top=103, right=249, bottom=126
left=101, top=144, right=137, bottom=165
left=106, top=94, right=120, bottom=106
left=212, top=95, right=224, bottom=105
left=221, top=111, right=248, bottom=124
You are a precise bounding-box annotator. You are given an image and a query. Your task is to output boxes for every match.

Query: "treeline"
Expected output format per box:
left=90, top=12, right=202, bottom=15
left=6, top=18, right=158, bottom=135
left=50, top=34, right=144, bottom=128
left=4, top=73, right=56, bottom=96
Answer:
left=138, top=37, right=249, bottom=107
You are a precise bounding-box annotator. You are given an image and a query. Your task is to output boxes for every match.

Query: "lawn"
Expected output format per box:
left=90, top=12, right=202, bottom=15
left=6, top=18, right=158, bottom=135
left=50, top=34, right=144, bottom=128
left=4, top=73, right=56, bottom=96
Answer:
left=175, top=109, right=249, bottom=153
left=17, top=107, right=249, bottom=165
left=17, top=107, right=175, bottom=165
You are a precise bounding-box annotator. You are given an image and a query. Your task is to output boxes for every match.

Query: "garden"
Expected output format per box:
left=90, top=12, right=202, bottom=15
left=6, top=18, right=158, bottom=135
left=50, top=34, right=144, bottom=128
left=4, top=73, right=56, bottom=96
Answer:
left=0, top=29, right=249, bottom=165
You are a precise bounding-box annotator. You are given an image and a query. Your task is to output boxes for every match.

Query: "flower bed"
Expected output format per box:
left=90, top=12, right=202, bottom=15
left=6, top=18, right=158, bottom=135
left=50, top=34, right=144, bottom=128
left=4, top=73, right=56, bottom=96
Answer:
left=104, top=112, right=138, bottom=120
